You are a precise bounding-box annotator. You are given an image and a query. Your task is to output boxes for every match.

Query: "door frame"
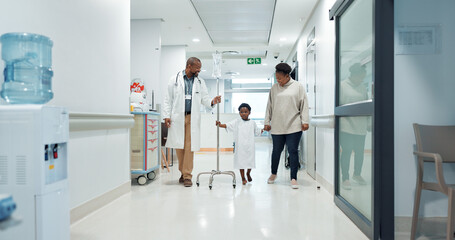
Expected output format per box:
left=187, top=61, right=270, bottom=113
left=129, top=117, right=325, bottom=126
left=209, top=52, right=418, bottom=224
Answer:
left=305, top=35, right=317, bottom=179
left=330, top=0, right=394, bottom=239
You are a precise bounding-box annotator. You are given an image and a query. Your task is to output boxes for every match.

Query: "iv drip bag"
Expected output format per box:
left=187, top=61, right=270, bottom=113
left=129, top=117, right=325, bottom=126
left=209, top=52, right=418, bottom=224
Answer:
left=212, top=52, right=222, bottom=78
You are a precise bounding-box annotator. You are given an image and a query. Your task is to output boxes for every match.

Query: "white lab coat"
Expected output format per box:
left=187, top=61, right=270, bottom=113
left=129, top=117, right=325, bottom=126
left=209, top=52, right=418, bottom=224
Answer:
left=162, top=70, right=213, bottom=151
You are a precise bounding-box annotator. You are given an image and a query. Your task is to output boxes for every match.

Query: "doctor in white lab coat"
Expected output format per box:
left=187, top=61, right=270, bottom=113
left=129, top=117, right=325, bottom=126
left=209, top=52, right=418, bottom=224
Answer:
left=162, top=57, right=221, bottom=187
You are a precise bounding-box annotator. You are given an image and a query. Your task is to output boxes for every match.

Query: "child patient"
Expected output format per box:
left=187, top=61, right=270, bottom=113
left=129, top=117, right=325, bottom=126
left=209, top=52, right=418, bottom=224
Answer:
left=216, top=103, right=263, bottom=185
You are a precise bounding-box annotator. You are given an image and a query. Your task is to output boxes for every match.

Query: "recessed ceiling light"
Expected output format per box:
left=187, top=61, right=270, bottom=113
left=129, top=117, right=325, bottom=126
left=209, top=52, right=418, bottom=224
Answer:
left=262, top=63, right=268, bottom=66
left=222, top=50, right=240, bottom=55
left=280, top=37, right=287, bottom=41
left=192, top=38, right=200, bottom=42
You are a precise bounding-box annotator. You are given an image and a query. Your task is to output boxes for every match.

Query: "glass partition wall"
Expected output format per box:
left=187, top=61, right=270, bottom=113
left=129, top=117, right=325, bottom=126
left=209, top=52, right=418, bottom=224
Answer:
left=330, top=0, right=394, bottom=239
left=338, top=0, right=373, bottom=223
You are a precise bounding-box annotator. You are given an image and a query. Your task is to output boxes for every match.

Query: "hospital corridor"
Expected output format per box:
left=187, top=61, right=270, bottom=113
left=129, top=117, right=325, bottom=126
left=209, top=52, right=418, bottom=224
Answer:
left=70, top=138, right=368, bottom=240
left=1, top=0, right=455, bottom=239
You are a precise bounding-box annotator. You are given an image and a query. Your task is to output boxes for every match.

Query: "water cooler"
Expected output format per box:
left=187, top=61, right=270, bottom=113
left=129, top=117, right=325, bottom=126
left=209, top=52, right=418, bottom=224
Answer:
left=0, top=105, right=69, bottom=240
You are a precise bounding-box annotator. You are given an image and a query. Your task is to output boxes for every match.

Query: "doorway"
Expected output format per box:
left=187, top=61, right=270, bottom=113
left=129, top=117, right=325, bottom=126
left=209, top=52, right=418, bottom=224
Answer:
left=305, top=29, right=317, bottom=179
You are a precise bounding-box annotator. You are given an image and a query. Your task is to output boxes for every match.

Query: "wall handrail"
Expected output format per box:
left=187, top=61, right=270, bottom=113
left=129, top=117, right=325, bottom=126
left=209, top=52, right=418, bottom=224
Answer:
left=69, top=112, right=134, bottom=132
left=310, top=114, right=335, bottom=128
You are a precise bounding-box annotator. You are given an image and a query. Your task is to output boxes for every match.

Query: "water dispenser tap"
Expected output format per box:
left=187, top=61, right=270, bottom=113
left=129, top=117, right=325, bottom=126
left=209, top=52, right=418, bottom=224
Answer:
left=53, top=144, right=58, bottom=159
left=44, top=144, right=49, bottom=161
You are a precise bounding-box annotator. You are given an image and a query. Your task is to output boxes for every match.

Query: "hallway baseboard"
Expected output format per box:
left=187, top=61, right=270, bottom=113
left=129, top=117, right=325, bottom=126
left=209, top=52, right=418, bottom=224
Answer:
left=395, top=216, right=449, bottom=237
left=198, top=148, right=234, bottom=152
left=316, top=172, right=334, bottom=195
left=70, top=181, right=131, bottom=225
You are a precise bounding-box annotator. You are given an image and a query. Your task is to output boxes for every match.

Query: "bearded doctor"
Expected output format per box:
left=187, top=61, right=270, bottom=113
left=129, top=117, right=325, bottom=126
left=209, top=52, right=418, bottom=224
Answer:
left=162, top=57, right=221, bottom=187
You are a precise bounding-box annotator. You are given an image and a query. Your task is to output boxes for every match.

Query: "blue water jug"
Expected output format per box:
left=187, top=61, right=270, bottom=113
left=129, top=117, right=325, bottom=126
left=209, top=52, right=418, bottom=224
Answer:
left=0, top=194, right=16, bottom=221
left=0, top=33, right=54, bottom=104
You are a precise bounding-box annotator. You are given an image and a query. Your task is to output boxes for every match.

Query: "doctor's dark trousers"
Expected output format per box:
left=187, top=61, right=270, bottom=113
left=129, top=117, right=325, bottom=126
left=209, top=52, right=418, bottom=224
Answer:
left=271, top=131, right=302, bottom=180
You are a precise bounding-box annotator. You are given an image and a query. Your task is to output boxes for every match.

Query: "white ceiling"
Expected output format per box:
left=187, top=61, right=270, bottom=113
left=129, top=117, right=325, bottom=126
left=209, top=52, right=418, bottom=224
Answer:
left=190, top=0, right=275, bottom=44
left=131, top=0, right=319, bottom=80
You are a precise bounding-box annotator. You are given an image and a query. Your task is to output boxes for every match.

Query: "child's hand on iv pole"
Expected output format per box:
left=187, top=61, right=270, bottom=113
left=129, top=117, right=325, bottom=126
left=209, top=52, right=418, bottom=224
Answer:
left=216, top=121, right=226, bottom=128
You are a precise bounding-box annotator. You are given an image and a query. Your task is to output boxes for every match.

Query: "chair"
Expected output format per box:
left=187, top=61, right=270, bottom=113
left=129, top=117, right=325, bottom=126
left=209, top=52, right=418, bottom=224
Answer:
left=160, top=122, right=170, bottom=172
left=411, top=123, right=455, bottom=240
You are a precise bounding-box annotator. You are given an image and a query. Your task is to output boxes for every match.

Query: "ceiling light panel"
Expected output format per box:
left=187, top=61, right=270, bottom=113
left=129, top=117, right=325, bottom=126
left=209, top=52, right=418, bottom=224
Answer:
left=190, top=0, right=276, bottom=44
left=210, top=31, right=270, bottom=44
left=187, top=50, right=267, bottom=59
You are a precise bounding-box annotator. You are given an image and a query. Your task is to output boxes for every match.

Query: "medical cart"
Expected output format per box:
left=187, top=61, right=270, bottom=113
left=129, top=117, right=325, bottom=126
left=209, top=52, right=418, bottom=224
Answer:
left=130, top=112, right=160, bottom=185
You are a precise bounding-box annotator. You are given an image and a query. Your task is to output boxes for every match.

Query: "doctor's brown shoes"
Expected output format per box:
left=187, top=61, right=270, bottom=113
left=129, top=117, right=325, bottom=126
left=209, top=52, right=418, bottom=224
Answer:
left=183, top=179, right=193, bottom=187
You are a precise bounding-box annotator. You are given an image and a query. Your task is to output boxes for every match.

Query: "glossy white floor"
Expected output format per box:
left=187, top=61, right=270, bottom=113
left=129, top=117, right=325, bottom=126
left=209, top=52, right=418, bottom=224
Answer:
left=71, top=138, right=368, bottom=240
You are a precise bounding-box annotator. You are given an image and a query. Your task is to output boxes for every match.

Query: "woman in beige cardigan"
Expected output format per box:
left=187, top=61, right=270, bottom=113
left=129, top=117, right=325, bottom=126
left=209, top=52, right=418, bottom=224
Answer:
left=264, top=63, right=309, bottom=189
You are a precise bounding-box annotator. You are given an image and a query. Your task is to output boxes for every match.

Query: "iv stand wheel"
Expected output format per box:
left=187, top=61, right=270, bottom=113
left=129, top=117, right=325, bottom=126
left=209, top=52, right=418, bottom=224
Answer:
left=233, top=184, right=236, bottom=189
left=196, top=182, right=200, bottom=187
left=137, top=175, right=147, bottom=185
left=147, top=171, right=156, bottom=180
left=209, top=185, right=212, bottom=190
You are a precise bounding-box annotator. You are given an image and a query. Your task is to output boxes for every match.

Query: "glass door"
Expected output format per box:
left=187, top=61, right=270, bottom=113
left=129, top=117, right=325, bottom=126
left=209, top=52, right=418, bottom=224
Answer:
left=338, top=0, right=373, bottom=225
left=330, top=0, right=394, bottom=239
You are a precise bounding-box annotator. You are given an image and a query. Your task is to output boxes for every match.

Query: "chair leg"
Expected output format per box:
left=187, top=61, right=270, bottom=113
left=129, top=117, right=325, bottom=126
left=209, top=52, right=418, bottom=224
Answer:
left=447, top=188, right=455, bottom=240
left=161, top=148, right=170, bottom=172
left=411, top=183, right=423, bottom=240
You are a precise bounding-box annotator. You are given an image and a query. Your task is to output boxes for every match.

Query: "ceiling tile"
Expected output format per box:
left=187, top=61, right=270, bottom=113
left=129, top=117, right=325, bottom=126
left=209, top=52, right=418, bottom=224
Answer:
left=191, top=0, right=276, bottom=44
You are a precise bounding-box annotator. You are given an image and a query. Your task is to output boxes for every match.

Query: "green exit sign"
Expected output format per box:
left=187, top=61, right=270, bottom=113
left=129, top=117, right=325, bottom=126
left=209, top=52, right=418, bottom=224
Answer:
left=247, top=58, right=261, bottom=64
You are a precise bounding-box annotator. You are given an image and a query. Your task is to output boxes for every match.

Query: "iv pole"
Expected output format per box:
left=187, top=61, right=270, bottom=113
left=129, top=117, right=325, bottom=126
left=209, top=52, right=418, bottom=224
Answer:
left=196, top=51, right=236, bottom=189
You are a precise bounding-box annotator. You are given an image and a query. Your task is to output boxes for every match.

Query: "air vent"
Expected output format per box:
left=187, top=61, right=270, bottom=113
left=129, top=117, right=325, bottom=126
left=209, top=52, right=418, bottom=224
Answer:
left=0, top=155, right=7, bottom=185
left=16, top=155, right=27, bottom=185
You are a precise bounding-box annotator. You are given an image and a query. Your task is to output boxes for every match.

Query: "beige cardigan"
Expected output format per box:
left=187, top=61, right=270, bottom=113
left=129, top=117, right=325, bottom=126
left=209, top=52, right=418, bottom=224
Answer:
left=264, top=79, right=309, bottom=135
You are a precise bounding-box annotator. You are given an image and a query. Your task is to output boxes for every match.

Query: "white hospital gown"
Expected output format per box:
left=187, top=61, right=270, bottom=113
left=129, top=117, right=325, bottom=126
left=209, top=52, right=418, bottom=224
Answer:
left=225, top=118, right=262, bottom=169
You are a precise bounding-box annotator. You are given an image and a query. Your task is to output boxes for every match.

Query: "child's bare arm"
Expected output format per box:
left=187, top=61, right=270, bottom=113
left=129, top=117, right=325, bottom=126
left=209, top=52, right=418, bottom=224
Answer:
left=216, top=121, right=227, bottom=128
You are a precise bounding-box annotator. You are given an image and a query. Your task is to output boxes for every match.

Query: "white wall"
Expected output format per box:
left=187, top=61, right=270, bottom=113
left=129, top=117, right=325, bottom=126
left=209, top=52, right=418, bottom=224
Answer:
left=205, top=79, right=224, bottom=113
left=394, top=0, right=455, bottom=217
left=159, top=45, right=186, bottom=111
left=69, top=129, right=129, bottom=207
left=131, top=19, right=162, bottom=108
left=0, top=0, right=131, bottom=209
left=296, top=0, right=336, bottom=187
left=200, top=113, right=241, bottom=148
left=0, top=1, right=130, bottom=114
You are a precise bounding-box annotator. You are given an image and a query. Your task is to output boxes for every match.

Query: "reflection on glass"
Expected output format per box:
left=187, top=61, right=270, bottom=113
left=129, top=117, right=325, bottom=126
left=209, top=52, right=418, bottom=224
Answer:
left=340, top=63, right=369, bottom=105
left=338, top=0, right=373, bottom=106
left=339, top=116, right=372, bottom=220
